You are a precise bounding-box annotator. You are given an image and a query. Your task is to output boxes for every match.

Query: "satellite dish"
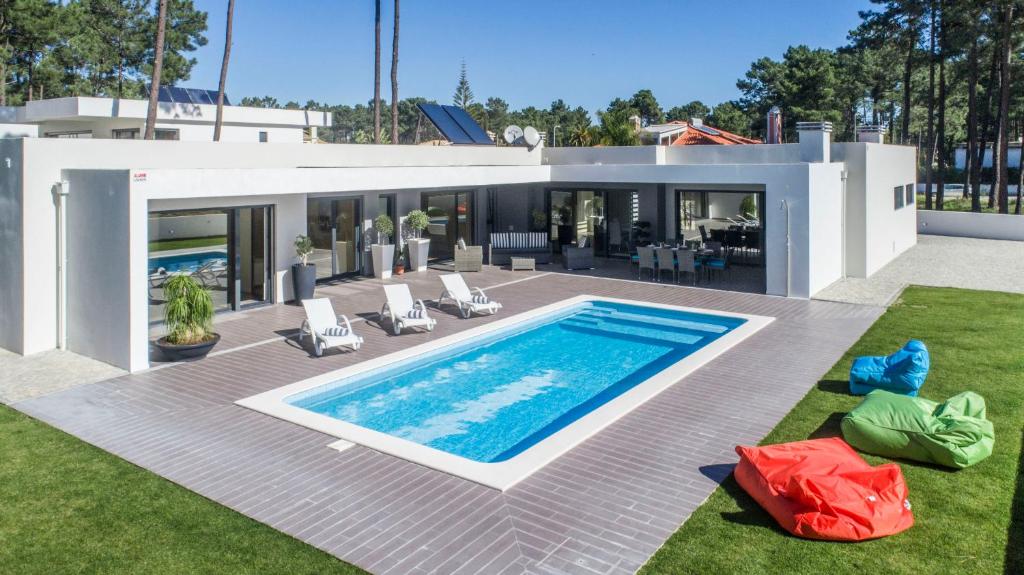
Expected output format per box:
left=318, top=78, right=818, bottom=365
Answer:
left=523, top=126, right=541, bottom=147
left=503, top=125, right=524, bottom=145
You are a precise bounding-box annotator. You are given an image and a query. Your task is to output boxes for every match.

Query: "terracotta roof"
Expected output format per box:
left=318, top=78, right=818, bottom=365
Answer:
left=666, top=120, right=760, bottom=146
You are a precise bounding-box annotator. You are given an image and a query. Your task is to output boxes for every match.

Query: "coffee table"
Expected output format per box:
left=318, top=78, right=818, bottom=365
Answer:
left=510, top=257, right=536, bottom=271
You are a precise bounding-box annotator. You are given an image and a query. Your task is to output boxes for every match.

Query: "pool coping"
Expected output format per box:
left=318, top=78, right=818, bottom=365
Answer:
left=235, top=294, right=774, bottom=491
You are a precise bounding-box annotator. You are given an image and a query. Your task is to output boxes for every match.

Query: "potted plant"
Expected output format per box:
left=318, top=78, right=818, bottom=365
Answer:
left=394, top=251, right=406, bottom=275
left=371, top=214, right=395, bottom=279
left=154, top=275, right=219, bottom=361
left=292, top=234, right=316, bottom=302
left=405, top=209, right=431, bottom=272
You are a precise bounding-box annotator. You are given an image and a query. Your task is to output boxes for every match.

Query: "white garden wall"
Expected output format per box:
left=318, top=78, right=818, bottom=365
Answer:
left=918, top=210, right=1024, bottom=241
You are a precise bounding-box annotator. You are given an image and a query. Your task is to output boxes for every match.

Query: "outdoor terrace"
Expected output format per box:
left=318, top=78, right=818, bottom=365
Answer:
left=14, top=267, right=881, bottom=574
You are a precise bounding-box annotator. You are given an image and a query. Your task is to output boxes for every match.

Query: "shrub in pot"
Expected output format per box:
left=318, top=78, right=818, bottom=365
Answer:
left=405, top=209, right=431, bottom=272
left=292, top=235, right=316, bottom=303
left=371, top=214, right=395, bottom=279
left=154, top=275, right=220, bottom=360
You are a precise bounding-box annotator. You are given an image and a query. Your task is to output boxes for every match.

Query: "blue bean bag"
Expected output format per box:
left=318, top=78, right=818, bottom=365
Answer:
left=849, top=340, right=929, bottom=396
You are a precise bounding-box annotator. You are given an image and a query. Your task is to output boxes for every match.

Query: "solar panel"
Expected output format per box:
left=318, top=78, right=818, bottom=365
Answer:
left=442, top=105, right=494, bottom=145
left=157, top=86, right=174, bottom=103
left=187, top=88, right=214, bottom=104
left=167, top=86, right=192, bottom=104
left=417, top=103, right=474, bottom=144
left=694, top=124, right=722, bottom=136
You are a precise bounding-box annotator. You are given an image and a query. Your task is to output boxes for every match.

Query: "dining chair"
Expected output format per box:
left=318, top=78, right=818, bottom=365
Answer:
left=637, top=246, right=656, bottom=280
left=677, top=249, right=702, bottom=286
left=655, top=247, right=677, bottom=283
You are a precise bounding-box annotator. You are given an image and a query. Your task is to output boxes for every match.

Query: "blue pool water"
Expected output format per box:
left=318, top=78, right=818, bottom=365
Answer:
left=288, top=301, right=745, bottom=463
left=149, top=250, right=227, bottom=274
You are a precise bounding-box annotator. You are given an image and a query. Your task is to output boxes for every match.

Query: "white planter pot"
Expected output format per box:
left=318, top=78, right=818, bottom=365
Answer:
left=407, top=238, right=430, bottom=272
left=371, top=244, right=394, bottom=279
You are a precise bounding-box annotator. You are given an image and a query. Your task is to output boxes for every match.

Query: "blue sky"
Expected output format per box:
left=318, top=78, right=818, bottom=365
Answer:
left=184, top=0, right=872, bottom=115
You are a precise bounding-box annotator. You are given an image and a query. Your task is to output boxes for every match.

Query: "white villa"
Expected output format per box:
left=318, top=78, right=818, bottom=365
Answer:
left=0, top=110, right=915, bottom=373
left=0, top=93, right=330, bottom=143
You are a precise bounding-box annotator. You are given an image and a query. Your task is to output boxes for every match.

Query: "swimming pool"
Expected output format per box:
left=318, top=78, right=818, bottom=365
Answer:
left=149, top=250, right=227, bottom=274
left=238, top=296, right=772, bottom=490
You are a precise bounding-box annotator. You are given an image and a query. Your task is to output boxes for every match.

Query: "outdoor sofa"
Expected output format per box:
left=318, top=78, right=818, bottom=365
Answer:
left=488, top=232, right=552, bottom=266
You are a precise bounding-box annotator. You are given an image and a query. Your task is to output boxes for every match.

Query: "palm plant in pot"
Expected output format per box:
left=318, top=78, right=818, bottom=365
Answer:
left=154, top=275, right=219, bottom=361
left=405, top=209, right=431, bottom=272
left=292, top=234, right=316, bottom=303
left=371, top=214, right=395, bottom=279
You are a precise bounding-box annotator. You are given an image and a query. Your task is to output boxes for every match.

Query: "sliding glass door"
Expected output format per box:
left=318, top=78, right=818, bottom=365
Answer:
left=148, top=205, right=273, bottom=324
left=547, top=189, right=636, bottom=258
left=307, top=197, right=362, bottom=279
left=421, top=190, right=473, bottom=260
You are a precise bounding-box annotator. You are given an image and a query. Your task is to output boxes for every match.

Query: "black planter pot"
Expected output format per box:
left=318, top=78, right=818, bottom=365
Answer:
left=291, top=263, right=316, bottom=303
left=154, top=333, right=220, bottom=361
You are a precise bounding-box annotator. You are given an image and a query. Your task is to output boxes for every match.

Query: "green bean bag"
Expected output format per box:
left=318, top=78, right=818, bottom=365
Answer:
left=841, top=390, right=994, bottom=469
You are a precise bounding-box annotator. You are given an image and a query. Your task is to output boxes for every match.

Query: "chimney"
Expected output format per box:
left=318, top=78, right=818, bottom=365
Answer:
left=796, top=121, right=832, bottom=163
left=857, top=124, right=886, bottom=144
left=766, top=106, right=782, bottom=144
left=628, top=114, right=641, bottom=132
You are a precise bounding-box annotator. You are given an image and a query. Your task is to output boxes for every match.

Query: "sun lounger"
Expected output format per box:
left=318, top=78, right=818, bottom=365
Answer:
left=438, top=273, right=502, bottom=318
left=299, top=298, right=363, bottom=356
left=380, top=284, right=437, bottom=335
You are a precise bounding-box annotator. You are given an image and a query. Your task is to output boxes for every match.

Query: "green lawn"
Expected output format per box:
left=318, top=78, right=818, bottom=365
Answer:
left=642, top=287, right=1024, bottom=575
left=148, top=235, right=228, bottom=252
left=917, top=193, right=1021, bottom=213
left=0, top=406, right=366, bottom=574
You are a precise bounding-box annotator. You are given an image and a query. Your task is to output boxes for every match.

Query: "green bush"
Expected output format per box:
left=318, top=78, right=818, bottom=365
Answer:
left=163, top=275, right=214, bottom=345
left=405, top=209, right=430, bottom=238
left=373, top=214, right=394, bottom=243
left=294, top=235, right=313, bottom=265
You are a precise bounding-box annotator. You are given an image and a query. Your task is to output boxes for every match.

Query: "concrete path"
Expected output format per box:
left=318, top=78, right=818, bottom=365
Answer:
left=0, top=348, right=125, bottom=404
left=814, top=235, right=1024, bottom=306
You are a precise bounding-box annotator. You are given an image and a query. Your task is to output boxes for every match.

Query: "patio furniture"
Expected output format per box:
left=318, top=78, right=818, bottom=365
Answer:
left=706, top=248, right=731, bottom=280
left=488, top=232, right=551, bottom=266
left=704, top=241, right=723, bottom=257
left=841, top=389, right=994, bottom=469
left=299, top=298, right=363, bottom=357
left=192, top=260, right=228, bottom=289
left=743, top=229, right=760, bottom=261
left=734, top=437, right=914, bottom=541
left=510, top=257, right=535, bottom=271
left=561, top=245, right=594, bottom=270
left=849, top=339, right=930, bottom=396
left=454, top=242, right=483, bottom=272
left=380, top=284, right=436, bottom=335
left=438, top=273, right=502, bottom=318
left=655, top=247, right=677, bottom=282
left=677, top=249, right=702, bottom=285
left=710, top=228, right=727, bottom=243
left=698, top=225, right=709, bottom=243
left=636, top=246, right=656, bottom=280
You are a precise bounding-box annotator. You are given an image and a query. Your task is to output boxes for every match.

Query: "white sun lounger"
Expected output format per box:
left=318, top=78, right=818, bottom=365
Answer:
left=299, top=298, right=363, bottom=356
left=380, top=284, right=436, bottom=335
left=438, top=273, right=502, bottom=318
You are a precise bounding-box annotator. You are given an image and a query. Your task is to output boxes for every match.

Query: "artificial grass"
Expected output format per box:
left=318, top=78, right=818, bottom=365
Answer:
left=0, top=406, right=366, bottom=574
left=641, top=286, right=1024, bottom=575
left=148, top=235, right=228, bottom=252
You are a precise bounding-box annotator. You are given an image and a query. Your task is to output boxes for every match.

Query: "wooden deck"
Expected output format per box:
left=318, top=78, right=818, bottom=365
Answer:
left=15, top=267, right=883, bottom=574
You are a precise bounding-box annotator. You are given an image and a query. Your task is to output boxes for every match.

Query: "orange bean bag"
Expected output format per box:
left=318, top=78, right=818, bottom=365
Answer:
left=733, top=437, right=914, bottom=541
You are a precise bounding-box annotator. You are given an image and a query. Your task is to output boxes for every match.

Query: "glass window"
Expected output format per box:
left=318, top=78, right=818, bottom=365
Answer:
left=45, top=130, right=92, bottom=138
left=421, top=191, right=473, bottom=260
left=259, top=131, right=269, bottom=143
left=307, top=197, right=362, bottom=278
left=155, top=129, right=179, bottom=141
left=906, top=184, right=915, bottom=207
left=112, top=128, right=140, bottom=139
left=894, top=186, right=904, bottom=210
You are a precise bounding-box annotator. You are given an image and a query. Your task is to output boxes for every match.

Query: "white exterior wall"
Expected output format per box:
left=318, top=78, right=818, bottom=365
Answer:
left=953, top=145, right=1021, bottom=170
left=918, top=210, right=1024, bottom=241
left=5, top=139, right=542, bottom=357
left=863, top=144, right=918, bottom=276
left=807, top=163, right=846, bottom=294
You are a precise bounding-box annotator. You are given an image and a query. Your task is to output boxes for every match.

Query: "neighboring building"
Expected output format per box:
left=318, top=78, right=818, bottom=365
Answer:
left=953, top=142, right=1022, bottom=171
left=0, top=93, right=330, bottom=143
left=640, top=119, right=760, bottom=146
left=0, top=122, right=915, bottom=372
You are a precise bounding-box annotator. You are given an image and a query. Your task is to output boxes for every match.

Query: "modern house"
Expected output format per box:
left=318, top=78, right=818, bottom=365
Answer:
left=0, top=120, right=915, bottom=372
left=639, top=119, right=761, bottom=146
left=0, top=91, right=330, bottom=143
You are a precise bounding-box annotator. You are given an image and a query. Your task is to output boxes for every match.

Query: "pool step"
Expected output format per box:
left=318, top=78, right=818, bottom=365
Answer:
left=560, top=318, right=703, bottom=346
left=576, top=309, right=727, bottom=335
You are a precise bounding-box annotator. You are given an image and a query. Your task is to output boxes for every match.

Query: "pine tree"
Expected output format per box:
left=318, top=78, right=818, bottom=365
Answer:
left=453, top=60, right=473, bottom=109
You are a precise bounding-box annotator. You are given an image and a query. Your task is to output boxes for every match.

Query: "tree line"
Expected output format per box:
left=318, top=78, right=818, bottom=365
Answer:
left=4, top=1, right=1021, bottom=213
